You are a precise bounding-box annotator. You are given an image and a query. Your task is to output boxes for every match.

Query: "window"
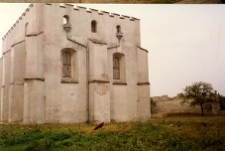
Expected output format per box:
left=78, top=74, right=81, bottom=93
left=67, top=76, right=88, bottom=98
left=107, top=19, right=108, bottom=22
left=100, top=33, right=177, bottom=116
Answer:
left=116, top=25, right=121, bottom=33
left=63, top=15, right=69, bottom=25
left=61, top=48, right=78, bottom=83
left=63, top=52, right=71, bottom=78
left=91, top=20, right=97, bottom=33
left=113, top=57, right=120, bottom=79
left=113, top=53, right=126, bottom=84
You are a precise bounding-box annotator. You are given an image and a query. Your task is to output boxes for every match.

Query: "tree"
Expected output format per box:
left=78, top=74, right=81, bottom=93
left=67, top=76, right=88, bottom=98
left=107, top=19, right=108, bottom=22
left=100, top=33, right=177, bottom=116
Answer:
left=219, top=94, right=225, bottom=110
left=182, top=82, right=216, bottom=116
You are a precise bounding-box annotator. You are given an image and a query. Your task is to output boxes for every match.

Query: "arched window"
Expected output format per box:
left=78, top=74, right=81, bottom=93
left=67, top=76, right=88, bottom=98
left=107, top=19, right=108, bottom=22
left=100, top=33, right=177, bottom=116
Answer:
left=91, top=20, right=97, bottom=33
left=63, top=52, right=71, bottom=78
left=113, top=57, right=120, bottom=79
left=63, top=15, right=69, bottom=25
left=116, top=25, right=121, bottom=33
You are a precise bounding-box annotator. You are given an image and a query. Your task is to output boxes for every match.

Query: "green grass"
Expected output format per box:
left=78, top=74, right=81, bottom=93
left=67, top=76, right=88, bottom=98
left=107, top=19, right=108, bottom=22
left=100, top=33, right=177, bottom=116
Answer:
left=1, top=115, right=225, bottom=151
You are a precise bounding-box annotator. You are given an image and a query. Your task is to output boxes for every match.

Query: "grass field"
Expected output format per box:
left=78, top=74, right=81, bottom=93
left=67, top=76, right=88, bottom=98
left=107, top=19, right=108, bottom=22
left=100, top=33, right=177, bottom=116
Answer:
left=0, top=115, right=225, bottom=151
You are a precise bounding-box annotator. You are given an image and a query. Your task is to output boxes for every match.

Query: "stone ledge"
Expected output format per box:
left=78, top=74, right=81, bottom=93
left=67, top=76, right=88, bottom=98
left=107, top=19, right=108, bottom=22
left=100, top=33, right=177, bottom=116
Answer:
left=89, top=80, right=110, bottom=83
left=137, top=82, right=150, bottom=85
left=61, top=79, right=78, bottom=84
left=11, top=40, right=25, bottom=47
left=137, top=46, right=148, bottom=53
left=26, top=31, right=44, bottom=37
left=24, top=78, right=45, bottom=81
left=113, top=82, right=127, bottom=85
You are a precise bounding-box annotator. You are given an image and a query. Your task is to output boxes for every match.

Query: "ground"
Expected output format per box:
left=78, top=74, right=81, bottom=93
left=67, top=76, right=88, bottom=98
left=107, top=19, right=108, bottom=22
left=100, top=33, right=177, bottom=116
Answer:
left=1, top=115, right=225, bottom=151
left=175, top=0, right=220, bottom=4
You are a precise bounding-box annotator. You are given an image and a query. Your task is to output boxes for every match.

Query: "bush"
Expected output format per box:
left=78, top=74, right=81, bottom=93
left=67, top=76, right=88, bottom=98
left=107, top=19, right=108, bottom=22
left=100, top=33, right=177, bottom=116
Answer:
left=219, top=95, right=225, bottom=110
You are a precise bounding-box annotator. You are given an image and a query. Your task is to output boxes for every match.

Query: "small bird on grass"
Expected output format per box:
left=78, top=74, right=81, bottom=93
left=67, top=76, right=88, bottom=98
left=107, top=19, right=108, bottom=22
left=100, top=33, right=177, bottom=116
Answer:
left=93, top=122, right=104, bottom=130
left=202, top=122, right=207, bottom=127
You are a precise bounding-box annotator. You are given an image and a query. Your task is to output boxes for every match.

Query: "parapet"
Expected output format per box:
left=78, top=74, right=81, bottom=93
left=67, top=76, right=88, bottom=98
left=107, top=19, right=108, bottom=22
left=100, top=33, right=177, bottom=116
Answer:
left=2, top=4, right=33, bottom=41
left=2, top=3, right=140, bottom=41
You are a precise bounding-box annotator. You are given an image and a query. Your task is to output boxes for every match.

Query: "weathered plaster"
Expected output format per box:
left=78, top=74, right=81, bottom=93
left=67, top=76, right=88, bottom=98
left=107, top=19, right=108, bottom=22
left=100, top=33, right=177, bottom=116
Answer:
left=1, top=3, right=150, bottom=124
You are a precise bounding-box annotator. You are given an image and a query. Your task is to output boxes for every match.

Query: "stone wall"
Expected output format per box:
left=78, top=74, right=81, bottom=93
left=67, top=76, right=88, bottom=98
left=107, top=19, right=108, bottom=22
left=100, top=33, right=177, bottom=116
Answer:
left=151, top=95, right=221, bottom=117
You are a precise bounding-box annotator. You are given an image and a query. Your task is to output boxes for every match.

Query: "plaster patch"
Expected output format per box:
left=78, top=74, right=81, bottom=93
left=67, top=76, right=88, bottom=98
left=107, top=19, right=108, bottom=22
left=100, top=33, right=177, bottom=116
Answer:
left=101, top=73, right=108, bottom=80
left=94, top=83, right=109, bottom=96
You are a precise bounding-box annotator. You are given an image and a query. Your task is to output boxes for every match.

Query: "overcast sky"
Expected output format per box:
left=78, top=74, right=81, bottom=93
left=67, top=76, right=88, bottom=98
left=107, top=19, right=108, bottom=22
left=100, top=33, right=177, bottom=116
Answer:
left=0, top=4, right=225, bottom=97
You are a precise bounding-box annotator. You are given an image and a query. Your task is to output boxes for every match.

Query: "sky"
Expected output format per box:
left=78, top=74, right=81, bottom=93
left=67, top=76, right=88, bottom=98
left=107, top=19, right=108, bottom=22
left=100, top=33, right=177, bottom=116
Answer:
left=0, top=4, right=225, bottom=97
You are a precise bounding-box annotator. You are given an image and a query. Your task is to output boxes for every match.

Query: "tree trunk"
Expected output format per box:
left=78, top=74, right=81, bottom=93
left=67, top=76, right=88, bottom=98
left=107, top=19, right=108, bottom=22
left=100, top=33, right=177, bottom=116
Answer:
left=200, top=103, right=204, bottom=116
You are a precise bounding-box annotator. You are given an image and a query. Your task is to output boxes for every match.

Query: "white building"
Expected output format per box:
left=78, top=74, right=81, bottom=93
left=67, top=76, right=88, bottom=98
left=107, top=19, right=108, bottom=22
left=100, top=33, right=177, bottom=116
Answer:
left=0, top=3, right=150, bottom=124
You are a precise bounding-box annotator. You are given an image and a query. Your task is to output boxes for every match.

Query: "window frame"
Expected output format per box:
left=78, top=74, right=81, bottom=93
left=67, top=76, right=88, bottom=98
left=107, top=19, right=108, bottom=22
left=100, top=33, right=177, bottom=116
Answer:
left=61, top=48, right=78, bottom=84
left=112, top=53, right=126, bottom=85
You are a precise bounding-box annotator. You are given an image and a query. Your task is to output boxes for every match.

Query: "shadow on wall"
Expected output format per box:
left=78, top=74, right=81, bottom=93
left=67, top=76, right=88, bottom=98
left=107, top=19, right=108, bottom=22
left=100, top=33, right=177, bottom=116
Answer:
left=151, top=95, right=222, bottom=117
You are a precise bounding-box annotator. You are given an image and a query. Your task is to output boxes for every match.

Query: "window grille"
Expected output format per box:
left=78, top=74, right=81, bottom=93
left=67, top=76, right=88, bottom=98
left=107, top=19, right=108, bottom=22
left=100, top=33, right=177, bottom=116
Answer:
left=63, top=52, right=71, bottom=77
left=113, top=57, right=120, bottom=79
